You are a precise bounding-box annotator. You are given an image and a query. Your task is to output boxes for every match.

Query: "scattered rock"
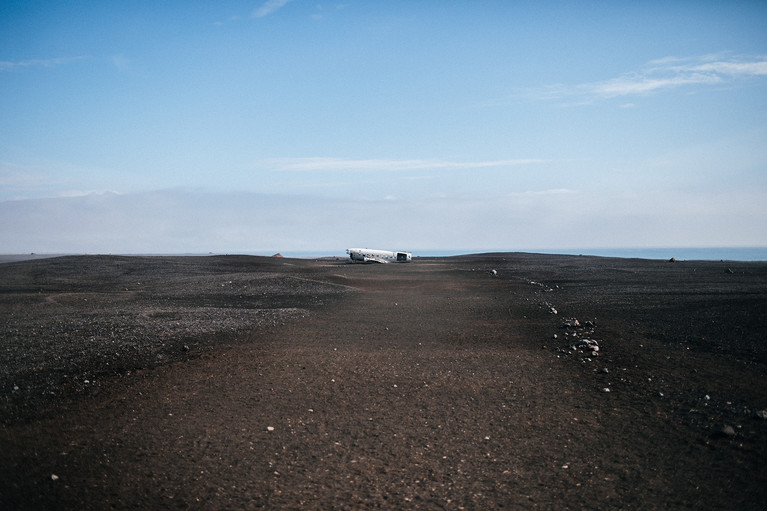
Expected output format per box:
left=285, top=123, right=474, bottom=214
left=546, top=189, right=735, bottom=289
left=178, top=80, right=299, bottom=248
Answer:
left=712, top=425, right=736, bottom=438
left=668, top=257, right=676, bottom=263
left=561, top=318, right=580, bottom=328
left=575, top=339, right=599, bottom=349
left=755, top=410, right=767, bottom=420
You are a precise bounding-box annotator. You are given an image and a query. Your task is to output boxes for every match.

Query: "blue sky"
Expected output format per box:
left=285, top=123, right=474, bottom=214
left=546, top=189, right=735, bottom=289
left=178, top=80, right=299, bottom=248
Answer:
left=1, top=1, right=766, bottom=254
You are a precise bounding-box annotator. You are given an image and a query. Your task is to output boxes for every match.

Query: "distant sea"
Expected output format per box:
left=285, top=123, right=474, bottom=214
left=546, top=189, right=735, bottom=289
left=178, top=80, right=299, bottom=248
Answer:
left=279, top=247, right=767, bottom=261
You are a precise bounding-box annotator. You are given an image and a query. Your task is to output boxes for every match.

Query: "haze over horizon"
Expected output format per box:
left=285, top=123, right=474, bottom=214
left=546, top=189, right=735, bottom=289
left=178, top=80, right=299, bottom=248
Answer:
left=2, top=1, right=766, bottom=254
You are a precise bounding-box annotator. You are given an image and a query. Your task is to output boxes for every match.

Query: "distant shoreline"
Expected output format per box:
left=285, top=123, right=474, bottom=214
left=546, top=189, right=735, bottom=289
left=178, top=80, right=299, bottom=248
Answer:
left=2, top=247, right=767, bottom=263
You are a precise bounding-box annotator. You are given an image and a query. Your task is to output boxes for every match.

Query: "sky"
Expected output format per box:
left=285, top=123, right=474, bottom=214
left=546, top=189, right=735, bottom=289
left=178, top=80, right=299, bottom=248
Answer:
left=1, top=0, right=766, bottom=255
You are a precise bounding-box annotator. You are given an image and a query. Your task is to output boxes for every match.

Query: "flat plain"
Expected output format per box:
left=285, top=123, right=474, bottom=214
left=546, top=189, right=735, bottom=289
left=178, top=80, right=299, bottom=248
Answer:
left=1, top=253, right=766, bottom=509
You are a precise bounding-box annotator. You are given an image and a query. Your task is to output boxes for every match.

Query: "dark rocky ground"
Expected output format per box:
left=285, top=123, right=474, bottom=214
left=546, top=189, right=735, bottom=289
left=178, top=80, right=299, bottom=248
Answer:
left=1, top=253, right=766, bottom=509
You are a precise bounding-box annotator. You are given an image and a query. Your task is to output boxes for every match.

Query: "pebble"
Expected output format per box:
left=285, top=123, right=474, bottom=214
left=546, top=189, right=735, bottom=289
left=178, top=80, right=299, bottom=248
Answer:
left=602, top=387, right=611, bottom=393
left=576, top=339, right=599, bottom=349
left=755, top=410, right=767, bottom=420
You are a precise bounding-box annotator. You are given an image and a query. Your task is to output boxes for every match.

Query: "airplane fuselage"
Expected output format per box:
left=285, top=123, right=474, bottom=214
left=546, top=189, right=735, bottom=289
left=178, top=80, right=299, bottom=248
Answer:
left=347, top=248, right=412, bottom=263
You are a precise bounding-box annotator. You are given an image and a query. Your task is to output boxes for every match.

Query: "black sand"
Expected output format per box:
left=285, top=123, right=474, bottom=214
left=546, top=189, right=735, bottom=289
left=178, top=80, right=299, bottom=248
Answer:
left=1, top=254, right=766, bottom=509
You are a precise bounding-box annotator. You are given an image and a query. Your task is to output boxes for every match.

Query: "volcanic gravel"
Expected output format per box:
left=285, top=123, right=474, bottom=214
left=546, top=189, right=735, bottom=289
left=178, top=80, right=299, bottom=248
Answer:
left=1, top=253, right=766, bottom=510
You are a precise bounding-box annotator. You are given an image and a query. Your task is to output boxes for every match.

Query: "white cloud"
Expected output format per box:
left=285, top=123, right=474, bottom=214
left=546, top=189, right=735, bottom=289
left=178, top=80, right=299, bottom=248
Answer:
left=0, top=56, right=85, bottom=72
left=690, top=60, right=767, bottom=76
left=506, top=188, right=577, bottom=197
left=0, top=162, right=63, bottom=200
left=588, top=73, right=721, bottom=98
left=0, top=160, right=135, bottom=201
left=111, top=54, right=131, bottom=73
left=526, top=54, right=767, bottom=103
left=252, top=0, right=294, bottom=18
left=263, top=157, right=546, bottom=172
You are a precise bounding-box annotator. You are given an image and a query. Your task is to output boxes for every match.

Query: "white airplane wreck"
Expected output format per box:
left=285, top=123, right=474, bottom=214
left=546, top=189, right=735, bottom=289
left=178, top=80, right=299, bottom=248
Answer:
left=347, top=248, right=412, bottom=263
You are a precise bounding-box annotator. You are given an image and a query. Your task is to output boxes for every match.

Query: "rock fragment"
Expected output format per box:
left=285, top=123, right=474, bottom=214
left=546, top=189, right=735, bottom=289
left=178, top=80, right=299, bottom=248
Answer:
left=714, top=425, right=736, bottom=438
left=561, top=318, right=580, bottom=328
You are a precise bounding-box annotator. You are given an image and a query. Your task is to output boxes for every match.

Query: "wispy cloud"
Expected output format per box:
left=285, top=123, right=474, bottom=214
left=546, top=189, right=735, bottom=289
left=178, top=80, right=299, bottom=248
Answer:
left=507, top=188, right=577, bottom=197
left=587, top=73, right=721, bottom=98
left=526, top=54, right=767, bottom=104
left=263, top=157, right=546, bottom=172
left=1, top=165, right=44, bottom=190
left=111, top=54, right=131, bottom=73
left=252, top=0, right=294, bottom=18
left=0, top=56, right=85, bottom=72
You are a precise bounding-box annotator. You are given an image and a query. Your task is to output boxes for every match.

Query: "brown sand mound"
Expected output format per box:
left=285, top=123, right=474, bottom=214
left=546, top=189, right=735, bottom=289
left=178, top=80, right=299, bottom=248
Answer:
left=1, top=253, right=766, bottom=509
